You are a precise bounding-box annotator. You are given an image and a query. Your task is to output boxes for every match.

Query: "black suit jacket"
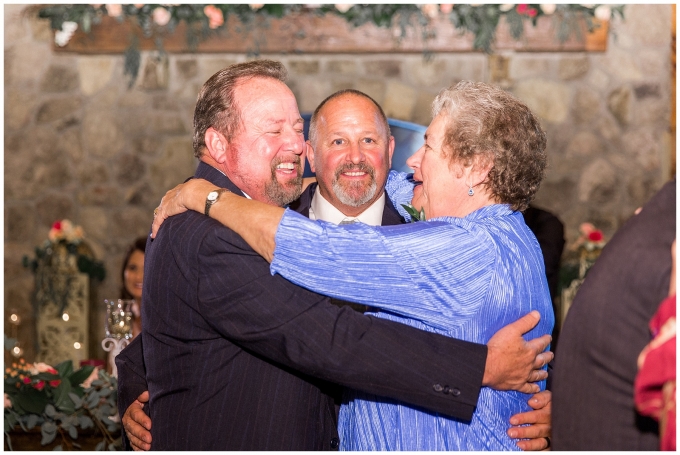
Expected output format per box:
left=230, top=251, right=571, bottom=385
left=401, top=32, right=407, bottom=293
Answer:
left=552, top=180, right=675, bottom=450
left=116, top=162, right=486, bottom=450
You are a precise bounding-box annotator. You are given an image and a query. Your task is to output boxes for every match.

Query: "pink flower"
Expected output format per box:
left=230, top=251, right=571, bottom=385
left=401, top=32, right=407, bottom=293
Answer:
left=52, top=221, right=62, bottom=231
left=152, top=7, right=172, bottom=26
left=204, top=5, right=224, bottom=29
left=30, top=362, right=57, bottom=375
left=440, top=4, right=453, bottom=14
left=33, top=381, right=45, bottom=391
left=22, top=377, right=31, bottom=385
left=579, top=222, right=596, bottom=236
left=49, top=380, right=61, bottom=388
left=105, top=4, right=122, bottom=17
left=420, top=4, right=439, bottom=19
left=516, top=4, right=537, bottom=16
left=4, top=393, right=11, bottom=409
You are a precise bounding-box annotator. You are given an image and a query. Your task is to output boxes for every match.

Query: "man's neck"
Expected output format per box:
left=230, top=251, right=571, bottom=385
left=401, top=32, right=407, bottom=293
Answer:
left=309, top=186, right=386, bottom=226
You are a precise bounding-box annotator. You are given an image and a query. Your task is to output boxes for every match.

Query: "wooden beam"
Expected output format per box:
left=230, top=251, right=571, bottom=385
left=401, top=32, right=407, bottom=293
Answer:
left=54, top=13, right=608, bottom=54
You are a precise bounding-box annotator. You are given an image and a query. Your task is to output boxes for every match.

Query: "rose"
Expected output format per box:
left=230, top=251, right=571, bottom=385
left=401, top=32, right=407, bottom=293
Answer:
left=594, top=5, right=611, bottom=21
left=204, top=5, right=224, bottom=29
left=105, top=4, right=123, bottom=17
left=249, top=4, right=265, bottom=10
left=335, top=4, right=353, bottom=13
left=152, top=7, right=172, bottom=26
left=579, top=222, right=596, bottom=236
left=29, top=362, right=57, bottom=375
left=540, top=4, right=556, bottom=15
left=588, top=231, right=603, bottom=242
left=34, top=380, right=45, bottom=391
left=499, top=4, right=515, bottom=12
left=517, top=4, right=538, bottom=17
left=49, top=380, right=61, bottom=388
left=440, top=4, right=453, bottom=14
left=419, top=4, right=439, bottom=19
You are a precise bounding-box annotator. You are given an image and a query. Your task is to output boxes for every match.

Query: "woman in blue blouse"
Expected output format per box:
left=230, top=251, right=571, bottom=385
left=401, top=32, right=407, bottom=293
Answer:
left=152, top=81, right=553, bottom=450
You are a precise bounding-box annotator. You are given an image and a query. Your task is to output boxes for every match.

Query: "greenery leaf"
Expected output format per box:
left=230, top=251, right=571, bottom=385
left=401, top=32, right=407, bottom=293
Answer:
left=42, top=421, right=57, bottom=434
left=68, top=392, right=83, bottom=409
left=78, top=415, right=94, bottom=430
left=68, top=424, right=78, bottom=439
left=44, top=404, right=56, bottom=417
left=27, top=413, right=40, bottom=429
left=53, top=381, right=75, bottom=414
left=95, top=441, right=106, bottom=451
left=54, top=361, right=74, bottom=379
left=13, top=387, right=48, bottom=415
left=67, top=365, right=94, bottom=389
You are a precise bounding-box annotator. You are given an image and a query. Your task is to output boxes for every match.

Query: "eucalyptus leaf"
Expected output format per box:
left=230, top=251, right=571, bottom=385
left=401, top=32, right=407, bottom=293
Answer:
left=44, top=404, right=56, bottom=417
left=41, top=427, right=57, bottom=445
left=42, top=420, right=57, bottom=434
left=68, top=392, right=83, bottom=409
left=78, top=415, right=94, bottom=429
left=68, top=424, right=78, bottom=439
left=95, top=440, right=106, bottom=451
left=98, top=387, right=112, bottom=398
left=54, top=444, right=63, bottom=450
left=27, top=413, right=40, bottom=429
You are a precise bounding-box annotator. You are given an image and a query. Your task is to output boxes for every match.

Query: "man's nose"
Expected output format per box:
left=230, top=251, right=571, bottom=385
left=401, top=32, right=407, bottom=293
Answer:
left=346, top=142, right=366, bottom=164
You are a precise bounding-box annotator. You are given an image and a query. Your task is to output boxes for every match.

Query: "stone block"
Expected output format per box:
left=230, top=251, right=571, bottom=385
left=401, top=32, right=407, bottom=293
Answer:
left=634, top=100, right=668, bottom=126
left=199, top=58, right=238, bottom=84
left=29, top=12, right=53, bottom=42
left=577, top=158, right=618, bottom=204
left=5, top=5, right=28, bottom=43
left=289, top=60, right=320, bottom=75
left=77, top=162, right=108, bottom=186
left=5, top=89, right=37, bottom=130
left=509, top=56, right=552, bottom=80
left=5, top=204, right=36, bottom=242
left=412, top=91, right=436, bottom=126
left=558, top=56, right=589, bottom=81
left=5, top=42, right=50, bottom=87
left=40, top=64, right=80, bottom=93
left=139, top=53, right=169, bottom=91
left=132, top=136, right=163, bottom=157
left=586, top=68, right=610, bottom=91
left=572, top=87, right=601, bottom=125
left=81, top=110, right=125, bottom=158
left=78, top=57, right=114, bottom=95
left=151, top=113, right=187, bottom=134
left=56, top=128, right=83, bottom=162
left=595, top=116, right=621, bottom=142
left=363, top=60, right=401, bottom=78
left=288, top=78, right=331, bottom=114
left=513, top=80, right=570, bottom=123
left=116, top=154, right=146, bottom=185
left=35, top=193, right=74, bottom=227
left=326, top=60, right=357, bottom=75
left=532, top=177, right=576, bottom=215
left=634, top=82, right=661, bottom=100
left=566, top=132, right=606, bottom=159
left=607, top=86, right=632, bottom=126
left=77, top=184, right=122, bottom=206
left=356, top=79, right=386, bottom=106
left=620, top=4, right=671, bottom=47
left=125, top=182, right=156, bottom=206
left=447, top=56, right=485, bottom=82
left=330, top=80, right=356, bottom=94
left=119, top=90, right=152, bottom=108
left=78, top=207, right=110, bottom=243
left=150, top=137, right=196, bottom=194
left=152, top=94, right=178, bottom=110
left=405, top=58, right=447, bottom=88
left=110, top=206, right=155, bottom=241
left=36, top=97, right=82, bottom=124
left=601, top=49, right=643, bottom=82
left=383, top=81, right=416, bottom=121
left=622, top=129, right=661, bottom=171
left=176, top=58, right=198, bottom=81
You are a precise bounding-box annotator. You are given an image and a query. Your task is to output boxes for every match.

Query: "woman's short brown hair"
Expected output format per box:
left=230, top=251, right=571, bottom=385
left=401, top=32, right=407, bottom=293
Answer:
left=433, top=81, right=547, bottom=211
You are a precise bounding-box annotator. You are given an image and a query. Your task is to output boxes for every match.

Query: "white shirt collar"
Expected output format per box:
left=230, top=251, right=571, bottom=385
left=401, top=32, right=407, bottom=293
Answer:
left=309, top=186, right=385, bottom=226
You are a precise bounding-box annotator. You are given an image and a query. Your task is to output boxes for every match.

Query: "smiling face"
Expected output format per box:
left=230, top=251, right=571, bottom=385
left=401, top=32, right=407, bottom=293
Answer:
left=406, top=113, right=467, bottom=219
left=308, top=94, right=394, bottom=217
left=224, top=77, right=306, bottom=206
left=123, top=250, right=144, bottom=302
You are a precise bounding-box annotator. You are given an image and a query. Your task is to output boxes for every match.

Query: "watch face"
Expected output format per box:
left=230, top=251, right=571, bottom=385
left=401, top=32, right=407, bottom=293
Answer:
left=207, top=191, right=218, bottom=202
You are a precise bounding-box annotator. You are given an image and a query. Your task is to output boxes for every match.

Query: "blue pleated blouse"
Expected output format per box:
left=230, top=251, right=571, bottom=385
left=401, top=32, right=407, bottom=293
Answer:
left=270, top=171, right=554, bottom=451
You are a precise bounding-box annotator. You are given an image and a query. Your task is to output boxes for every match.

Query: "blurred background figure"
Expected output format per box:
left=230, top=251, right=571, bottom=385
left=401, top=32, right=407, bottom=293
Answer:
left=120, top=237, right=147, bottom=339
left=635, top=240, right=676, bottom=451
left=552, top=180, right=676, bottom=450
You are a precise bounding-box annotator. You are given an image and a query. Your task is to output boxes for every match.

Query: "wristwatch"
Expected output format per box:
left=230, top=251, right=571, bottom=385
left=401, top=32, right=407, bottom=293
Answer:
left=204, top=188, right=228, bottom=216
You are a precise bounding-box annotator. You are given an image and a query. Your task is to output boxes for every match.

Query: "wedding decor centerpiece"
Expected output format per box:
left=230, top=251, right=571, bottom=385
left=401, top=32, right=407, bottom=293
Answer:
left=35, top=4, right=625, bottom=84
left=4, top=358, right=121, bottom=451
left=23, top=220, right=106, bottom=367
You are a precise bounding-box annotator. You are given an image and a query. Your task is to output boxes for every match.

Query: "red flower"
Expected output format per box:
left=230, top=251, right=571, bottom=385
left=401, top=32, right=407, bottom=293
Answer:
left=49, top=380, right=61, bottom=388
left=33, top=380, right=45, bottom=391
left=588, top=231, right=604, bottom=242
left=22, top=377, right=31, bottom=384
left=52, top=221, right=62, bottom=230
left=516, top=4, right=537, bottom=17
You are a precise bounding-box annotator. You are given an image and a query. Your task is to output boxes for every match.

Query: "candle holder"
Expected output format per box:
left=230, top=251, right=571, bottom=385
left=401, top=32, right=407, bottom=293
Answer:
left=101, top=299, right=133, bottom=377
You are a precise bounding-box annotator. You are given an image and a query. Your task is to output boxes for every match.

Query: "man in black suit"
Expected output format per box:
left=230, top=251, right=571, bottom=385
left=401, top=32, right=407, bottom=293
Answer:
left=552, top=179, right=675, bottom=449
left=117, top=61, right=552, bottom=450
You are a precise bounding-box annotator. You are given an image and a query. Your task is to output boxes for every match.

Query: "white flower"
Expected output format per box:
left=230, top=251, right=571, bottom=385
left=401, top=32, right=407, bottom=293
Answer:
left=420, top=4, right=439, bottom=19
left=499, top=4, right=515, bottom=12
left=580, top=4, right=595, bottom=8
left=594, top=5, right=611, bottom=21
left=334, top=4, right=353, bottom=13
left=54, top=21, right=78, bottom=47
left=105, top=4, right=123, bottom=17
left=29, top=362, right=56, bottom=375
left=152, top=7, right=172, bottom=26
left=249, top=4, right=264, bottom=10
left=540, top=4, right=556, bottom=15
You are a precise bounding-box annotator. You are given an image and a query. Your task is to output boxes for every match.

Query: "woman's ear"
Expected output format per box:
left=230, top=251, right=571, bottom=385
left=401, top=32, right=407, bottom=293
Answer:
left=204, top=127, right=229, bottom=163
left=470, top=154, right=494, bottom=187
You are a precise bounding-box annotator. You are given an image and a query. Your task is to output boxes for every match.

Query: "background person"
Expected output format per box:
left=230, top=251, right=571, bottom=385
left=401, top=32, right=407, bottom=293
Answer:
left=120, top=236, right=147, bottom=339
left=151, top=80, right=554, bottom=450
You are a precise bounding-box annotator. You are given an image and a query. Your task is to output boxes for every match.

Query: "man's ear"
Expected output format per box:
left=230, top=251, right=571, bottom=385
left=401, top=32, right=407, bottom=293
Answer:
left=306, top=140, right=317, bottom=173
left=387, top=135, right=396, bottom=168
left=204, top=127, right=229, bottom=164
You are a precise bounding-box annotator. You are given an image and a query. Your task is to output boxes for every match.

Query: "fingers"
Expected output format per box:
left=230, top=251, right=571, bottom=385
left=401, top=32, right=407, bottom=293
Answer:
left=137, top=390, right=150, bottom=404
left=123, top=399, right=152, bottom=451
left=129, top=431, right=152, bottom=451
left=533, top=351, right=554, bottom=370
left=528, top=390, right=551, bottom=410
left=508, top=422, right=550, bottom=439
left=510, top=310, right=541, bottom=335
left=516, top=382, right=541, bottom=394
left=527, top=335, right=553, bottom=359
left=514, top=435, right=551, bottom=451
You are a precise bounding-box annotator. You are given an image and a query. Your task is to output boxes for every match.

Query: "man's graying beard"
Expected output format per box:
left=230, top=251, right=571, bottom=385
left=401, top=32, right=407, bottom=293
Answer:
left=332, top=163, right=378, bottom=208
left=265, top=156, right=303, bottom=206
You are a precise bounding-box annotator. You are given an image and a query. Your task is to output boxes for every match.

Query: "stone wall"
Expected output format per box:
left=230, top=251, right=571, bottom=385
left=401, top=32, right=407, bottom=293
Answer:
left=4, top=4, right=674, bottom=361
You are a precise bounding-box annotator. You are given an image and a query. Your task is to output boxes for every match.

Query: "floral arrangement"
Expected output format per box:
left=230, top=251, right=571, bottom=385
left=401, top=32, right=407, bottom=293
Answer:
left=23, top=219, right=106, bottom=282
left=4, top=358, right=121, bottom=450
left=571, top=222, right=607, bottom=251
left=36, top=4, right=625, bottom=83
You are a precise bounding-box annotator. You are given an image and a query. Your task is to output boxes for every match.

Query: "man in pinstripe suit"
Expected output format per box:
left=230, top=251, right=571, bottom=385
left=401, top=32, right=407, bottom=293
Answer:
left=117, top=61, right=552, bottom=450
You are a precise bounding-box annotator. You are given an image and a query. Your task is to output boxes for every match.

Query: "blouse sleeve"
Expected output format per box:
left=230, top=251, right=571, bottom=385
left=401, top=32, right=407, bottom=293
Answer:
left=385, top=170, right=416, bottom=221
left=270, top=210, right=495, bottom=331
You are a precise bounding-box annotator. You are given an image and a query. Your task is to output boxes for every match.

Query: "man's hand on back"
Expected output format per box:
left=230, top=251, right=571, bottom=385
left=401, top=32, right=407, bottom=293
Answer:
left=123, top=391, right=152, bottom=451
left=483, top=311, right=553, bottom=393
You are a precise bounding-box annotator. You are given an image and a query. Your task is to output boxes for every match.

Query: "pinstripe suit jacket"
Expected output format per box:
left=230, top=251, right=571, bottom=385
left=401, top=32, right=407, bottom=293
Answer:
left=116, top=161, right=487, bottom=450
